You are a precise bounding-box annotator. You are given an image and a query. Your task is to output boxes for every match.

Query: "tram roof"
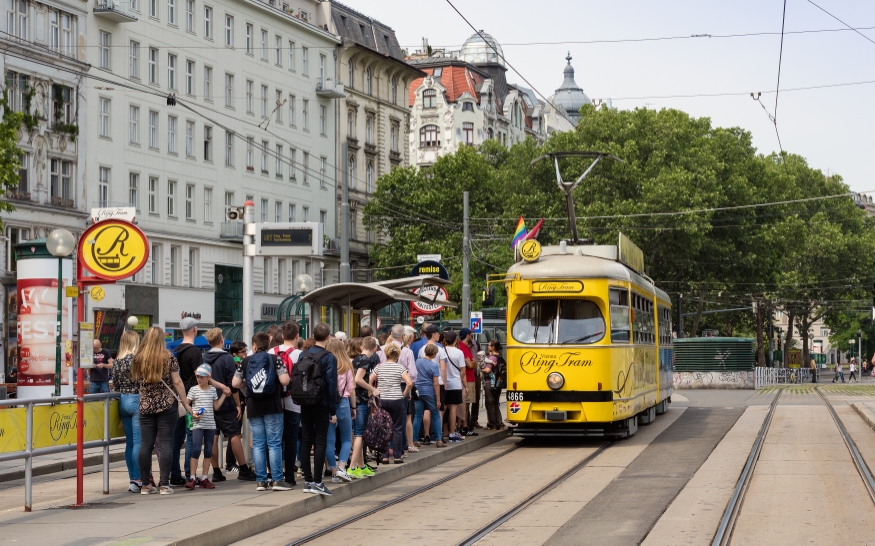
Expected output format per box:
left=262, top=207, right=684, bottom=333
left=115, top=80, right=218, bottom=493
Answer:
left=507, top=244, right=670, bottom=302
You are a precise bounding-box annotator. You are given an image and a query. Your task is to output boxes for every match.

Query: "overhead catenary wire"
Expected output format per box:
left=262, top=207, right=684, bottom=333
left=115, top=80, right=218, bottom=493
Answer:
left=772, top=0, right=788, bottom=152
left=806, top=1, right=875, bottom=47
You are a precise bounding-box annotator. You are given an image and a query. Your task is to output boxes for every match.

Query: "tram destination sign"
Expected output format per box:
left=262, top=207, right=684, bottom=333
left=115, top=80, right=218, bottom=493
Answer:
left=255, top=222, right=323, bottom=256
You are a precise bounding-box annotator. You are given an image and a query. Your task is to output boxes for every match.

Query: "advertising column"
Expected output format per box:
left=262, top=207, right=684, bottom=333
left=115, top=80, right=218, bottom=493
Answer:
left=14, top=240, right=74, bottom=399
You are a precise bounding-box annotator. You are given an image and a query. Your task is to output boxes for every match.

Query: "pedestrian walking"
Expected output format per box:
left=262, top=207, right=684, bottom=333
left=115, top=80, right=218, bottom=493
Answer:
left=185, top=364, right=228, bottom=490
left=372, top=344, right=413, bottom=464
left=483, top=340, right=506, bottom=431
left=809, top=359, right=817, bottom=384
left=849, top=358, right=857, bottom=382
left=834, top=361, right=845, bottom=383
left=325, top=338, right=355, bottom=482
left=133, top=326, right=193, bottom=495
left=112, top=331, right=142, bottom=493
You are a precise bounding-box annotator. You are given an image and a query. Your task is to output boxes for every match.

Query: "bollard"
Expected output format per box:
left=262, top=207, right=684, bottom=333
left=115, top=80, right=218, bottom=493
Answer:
left=24, top=403, right=32, bottom=512
left=103, top=396, right=110, bottom=494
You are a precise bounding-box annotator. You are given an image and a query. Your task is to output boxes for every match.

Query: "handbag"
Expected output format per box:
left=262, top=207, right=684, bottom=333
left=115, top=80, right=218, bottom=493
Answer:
left=162, top=377, right=188, bottom=418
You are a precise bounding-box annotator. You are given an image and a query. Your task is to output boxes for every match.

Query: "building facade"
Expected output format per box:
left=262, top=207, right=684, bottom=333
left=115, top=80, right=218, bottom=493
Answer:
left=327, top=0, right=422, bottom=281
left=0, top=0, right=91, bottom=381
left=84, top=0, right=343, bottom=338
left=406, top=33, right=547, bottom=169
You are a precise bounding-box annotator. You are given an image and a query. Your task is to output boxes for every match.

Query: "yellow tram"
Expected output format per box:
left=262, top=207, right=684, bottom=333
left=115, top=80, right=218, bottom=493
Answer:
left=498, top=234, right=672, bottom=437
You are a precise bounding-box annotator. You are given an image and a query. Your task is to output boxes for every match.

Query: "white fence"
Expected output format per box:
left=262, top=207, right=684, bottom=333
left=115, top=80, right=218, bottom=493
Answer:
left=754, top=367, right=814, bottom=388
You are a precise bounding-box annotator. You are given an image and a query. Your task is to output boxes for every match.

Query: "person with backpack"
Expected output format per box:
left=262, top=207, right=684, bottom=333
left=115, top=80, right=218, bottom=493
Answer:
left=484, top=339, right=506, bottom=430
left=325, top=338, right=355, bottom=482
left=291, top=323, right=338, bottom=496
left=269, top=321, right=303, bottom=486
left=348, top=337, right=380, bottom=478
left=232, top=332, right=293, bottom=492
left=372, top=344, right=413, bottom=464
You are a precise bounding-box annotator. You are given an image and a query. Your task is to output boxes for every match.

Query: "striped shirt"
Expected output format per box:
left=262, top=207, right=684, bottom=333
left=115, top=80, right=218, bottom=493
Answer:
left=373, top=362, right=407, bottom=401
left=186, top=385, right=218, bottom=430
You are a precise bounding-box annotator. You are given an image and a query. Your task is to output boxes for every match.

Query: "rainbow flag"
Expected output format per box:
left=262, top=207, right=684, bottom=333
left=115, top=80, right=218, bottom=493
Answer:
left=511, top=216, right=527, bottom=249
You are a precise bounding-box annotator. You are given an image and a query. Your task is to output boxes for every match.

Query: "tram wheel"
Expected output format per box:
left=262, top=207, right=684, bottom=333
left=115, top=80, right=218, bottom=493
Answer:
left=656, top=399, right=668, bottom=415
left=624, top=415, right=638, bottom=438
left=638, top=405, right=656, bottom=425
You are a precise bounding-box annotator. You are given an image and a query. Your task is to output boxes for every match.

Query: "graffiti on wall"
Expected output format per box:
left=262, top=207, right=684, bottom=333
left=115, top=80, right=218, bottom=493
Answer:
left=672, top=371, right=754, bottom=390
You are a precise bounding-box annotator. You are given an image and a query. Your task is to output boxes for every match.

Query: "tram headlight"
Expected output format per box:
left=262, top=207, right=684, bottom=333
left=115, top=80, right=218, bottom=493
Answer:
left=547, top=372, right=564, bottom=390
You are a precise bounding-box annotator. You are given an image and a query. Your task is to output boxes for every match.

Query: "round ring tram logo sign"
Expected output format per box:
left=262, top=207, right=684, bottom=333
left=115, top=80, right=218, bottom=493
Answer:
left=78, top=220, right=150, bottom=281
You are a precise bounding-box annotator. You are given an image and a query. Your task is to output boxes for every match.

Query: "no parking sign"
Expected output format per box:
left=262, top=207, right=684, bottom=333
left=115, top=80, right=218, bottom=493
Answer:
left=470, top=311, right=483, bottom=334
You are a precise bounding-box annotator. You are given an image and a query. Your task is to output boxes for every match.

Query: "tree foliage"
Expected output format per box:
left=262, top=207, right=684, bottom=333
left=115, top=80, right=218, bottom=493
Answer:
left=364, top=105, right=875, bottom=363
left=0, top=90, right=23, bottom=218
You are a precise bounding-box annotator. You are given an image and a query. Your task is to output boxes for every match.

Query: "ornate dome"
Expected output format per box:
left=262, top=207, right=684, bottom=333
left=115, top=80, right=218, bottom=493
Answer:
left=459, top=31, right=505, bottom=67
left=551, top=52, right=591, bottom=126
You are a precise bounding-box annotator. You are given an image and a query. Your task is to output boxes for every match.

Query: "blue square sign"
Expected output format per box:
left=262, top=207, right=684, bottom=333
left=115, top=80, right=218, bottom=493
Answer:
left=470, top=312, right=483, bottom=334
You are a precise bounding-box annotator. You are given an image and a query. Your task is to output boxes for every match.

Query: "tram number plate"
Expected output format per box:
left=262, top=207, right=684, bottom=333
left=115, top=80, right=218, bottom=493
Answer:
left=507, top=391, right=524, bottom=402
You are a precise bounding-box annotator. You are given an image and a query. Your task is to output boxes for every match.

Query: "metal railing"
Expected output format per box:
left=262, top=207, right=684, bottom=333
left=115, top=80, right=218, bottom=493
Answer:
left=755, top=367, right=814, bottom=388
left=0, top=393, right=123, bottom=511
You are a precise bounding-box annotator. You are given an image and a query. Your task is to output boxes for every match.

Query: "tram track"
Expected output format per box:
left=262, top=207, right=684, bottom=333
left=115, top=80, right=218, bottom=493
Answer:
left=712, top=386, right=875, bottom=546
left=282, top=440, right=616, bottom=546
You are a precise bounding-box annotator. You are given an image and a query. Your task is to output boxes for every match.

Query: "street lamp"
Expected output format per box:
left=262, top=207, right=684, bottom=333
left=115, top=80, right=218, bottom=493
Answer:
left=127, top=315, right=139, bottom=331
left=46, top=228, right=76, bottom=397
left=294, top=273, right=314, bottom=338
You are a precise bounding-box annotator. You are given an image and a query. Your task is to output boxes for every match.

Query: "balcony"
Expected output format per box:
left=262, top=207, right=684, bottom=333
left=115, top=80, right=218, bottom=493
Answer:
left=50, top=196, right=75, bottom=209
left=93, top=0, right=138, bottom=22
left=220, top=221, right=243, bottom=240
left=316, top=78, right=345, bottom=99
left=7, top=189, right=31, bottom=201
left=364, top=143, right=377, bottom=156
left=389, top=150, right=402, bottom=162
left=346, top=137, right=360, bottom=151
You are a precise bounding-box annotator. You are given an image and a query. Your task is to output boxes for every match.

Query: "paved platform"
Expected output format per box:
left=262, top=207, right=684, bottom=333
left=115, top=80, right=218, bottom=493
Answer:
left=0, top=429, right=507, bottom=546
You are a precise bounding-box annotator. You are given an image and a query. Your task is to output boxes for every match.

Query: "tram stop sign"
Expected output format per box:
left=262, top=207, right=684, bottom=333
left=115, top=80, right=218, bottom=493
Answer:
left=470, top=311, right=483, bottom=334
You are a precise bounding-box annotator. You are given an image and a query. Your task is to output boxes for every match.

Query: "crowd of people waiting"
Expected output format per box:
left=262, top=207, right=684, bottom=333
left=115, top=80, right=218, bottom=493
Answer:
left=109, top=316, right=507, bottom=497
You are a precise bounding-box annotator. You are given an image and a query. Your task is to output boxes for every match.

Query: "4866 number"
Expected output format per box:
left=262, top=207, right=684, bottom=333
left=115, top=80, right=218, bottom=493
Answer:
left=506, top=391, right=525, bottom=402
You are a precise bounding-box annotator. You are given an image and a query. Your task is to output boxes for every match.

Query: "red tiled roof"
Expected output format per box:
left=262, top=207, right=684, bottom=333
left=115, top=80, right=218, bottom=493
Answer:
left=408, top=66, right=484, bottom=107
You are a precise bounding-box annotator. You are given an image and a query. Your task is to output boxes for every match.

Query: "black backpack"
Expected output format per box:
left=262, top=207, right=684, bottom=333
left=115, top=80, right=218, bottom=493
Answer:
left=493, top=355, right=507, bottom=390
left=290, top=349, right=328, bottom=406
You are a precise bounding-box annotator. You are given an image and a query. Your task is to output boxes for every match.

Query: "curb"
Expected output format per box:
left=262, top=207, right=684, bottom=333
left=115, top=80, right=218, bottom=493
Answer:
left=851, top=402, right=875, bottom=431
left=0, top=451, right=127, bottom=483
left=169, top=429, right=511, bottom=546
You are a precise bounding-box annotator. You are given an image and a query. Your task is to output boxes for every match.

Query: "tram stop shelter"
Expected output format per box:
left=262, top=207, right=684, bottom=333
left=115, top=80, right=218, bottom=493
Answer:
left=300, top=275, right=455, bottom=334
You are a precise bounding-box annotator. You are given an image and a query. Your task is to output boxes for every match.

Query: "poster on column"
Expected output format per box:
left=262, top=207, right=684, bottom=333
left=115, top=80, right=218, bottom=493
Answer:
left=17, top=277, right=72, bottom=388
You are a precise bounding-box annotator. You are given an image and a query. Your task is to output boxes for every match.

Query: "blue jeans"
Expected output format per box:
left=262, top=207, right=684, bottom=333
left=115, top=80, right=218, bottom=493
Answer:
left=414, top=395, right=442, bottom=441
left=171, top=419, right=192, bottom=480
left=354, top=402, right=369, bottom=437
left=250, top=412, right=284, bottom=483
left=118, top=393, right=141, bottom=481
left=90, top=381, right=109, bottom=394
left=326, top=398, right=352, bottom=468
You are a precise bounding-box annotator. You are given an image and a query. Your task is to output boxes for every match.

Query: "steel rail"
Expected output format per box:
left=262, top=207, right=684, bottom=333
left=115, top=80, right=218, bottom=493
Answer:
left=458, top=441, right=616, bottom=546
left=815, top=386, right=875, bottom=504
left=285, top=444, right=521, bottom=546
left=712, top=388, right=783, bottom=546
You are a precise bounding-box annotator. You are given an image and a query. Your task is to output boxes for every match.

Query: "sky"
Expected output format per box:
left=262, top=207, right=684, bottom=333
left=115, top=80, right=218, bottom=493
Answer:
left=339, top=0, right=875, bottom=193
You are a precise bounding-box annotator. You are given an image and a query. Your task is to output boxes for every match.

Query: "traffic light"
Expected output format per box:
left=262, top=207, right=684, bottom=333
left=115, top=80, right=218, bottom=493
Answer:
left=226, top=206, right=244, bottom=221
left=482, top=286, right=496, bottom=307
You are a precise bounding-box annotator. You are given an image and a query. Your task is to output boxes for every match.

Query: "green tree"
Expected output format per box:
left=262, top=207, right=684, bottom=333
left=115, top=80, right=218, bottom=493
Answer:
left=0, top=90, right=23, bottom=219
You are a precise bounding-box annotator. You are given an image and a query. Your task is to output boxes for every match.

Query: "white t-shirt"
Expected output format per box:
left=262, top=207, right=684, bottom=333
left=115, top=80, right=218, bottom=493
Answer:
left=444, top=346, right=466, bottom=391
left=419, top=343, right=448, bottom=386
left=271, top=344, right=301, bottom=412
left=850, top=363, right=856, bottom=372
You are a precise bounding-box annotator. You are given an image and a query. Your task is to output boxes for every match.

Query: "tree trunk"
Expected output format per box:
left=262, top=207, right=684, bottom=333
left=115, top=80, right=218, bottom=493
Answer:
left=799, top=315, right=811, bottom=369
left=755, top=299, right=766, bottom=367
left=726, top=316, right=734, bottom=337
left=690, top=289, right=705, bottom=337
left=783, top=310, right=795, bottom=368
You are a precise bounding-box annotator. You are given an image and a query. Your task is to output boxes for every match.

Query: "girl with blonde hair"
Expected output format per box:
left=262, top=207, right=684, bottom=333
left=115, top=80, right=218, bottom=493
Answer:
left=132, top=326, right=192, bottom=495
left=326, top=338, right=356, bottom=482
left=113, top=330, right=143, bottom=492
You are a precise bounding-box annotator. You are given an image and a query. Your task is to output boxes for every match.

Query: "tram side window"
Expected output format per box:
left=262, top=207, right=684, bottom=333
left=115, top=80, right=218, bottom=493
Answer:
left=658, top=305, right=673, bottom=345
left=632, top=292, right=654, bottom=344
left=609, top=288, right=630, bottom=343
left=512, top=300, right=558, bottom=344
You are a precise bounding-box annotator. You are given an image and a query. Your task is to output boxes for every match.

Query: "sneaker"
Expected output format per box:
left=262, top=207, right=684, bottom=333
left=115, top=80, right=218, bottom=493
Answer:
left=212, top=470, right=227, bottom=482
left=303, top=481, right=315, bottom=493
left=365, top=464, right=377, bottom=473
left=199, top=478, right=216, bottom=489
left=128, top=482, right=142, bottom=493
left=272, top=480, right=294, bottom=491
left=267, top=480, right=275, bottom=489
left=169, top=476, right=186, bottom=487
left=335, top=469, right=352, bottom=482
left=309, top=482, right=332, bottom=496
left=465, top=430, right=479, bottom=437
left=237, top=468, right=257, bottom=482
left=435, top=440, right=447, bottom=448
left=331, top=476, right=343, bottom=483
left=140, top=484, right=158, bottom=495
left=422, top=436, right=432, bottom=446
left=256, top=481, right=268, bottom=492
left=226, top=464, right=240, bottom=473
left=449, top=433, right=463, bottom=442
left=360, top=466, right=375, bottom=477
left=159, top=485, right=174, bottom=495
left=185, top=477, right=197, bottom=490
left=347, top=467, right=363, bottom=479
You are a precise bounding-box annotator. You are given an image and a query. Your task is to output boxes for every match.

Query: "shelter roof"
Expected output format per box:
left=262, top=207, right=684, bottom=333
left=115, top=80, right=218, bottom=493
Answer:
left=300, top=275, right=456, bottom=310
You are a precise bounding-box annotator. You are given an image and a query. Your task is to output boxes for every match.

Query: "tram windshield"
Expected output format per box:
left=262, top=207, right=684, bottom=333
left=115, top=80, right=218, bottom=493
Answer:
left=511, top=299, right=605, bottom=345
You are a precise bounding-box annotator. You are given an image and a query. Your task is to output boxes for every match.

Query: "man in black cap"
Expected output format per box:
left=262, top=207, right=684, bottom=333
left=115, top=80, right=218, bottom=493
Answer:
left=170, top=316, right=203, bottom=485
